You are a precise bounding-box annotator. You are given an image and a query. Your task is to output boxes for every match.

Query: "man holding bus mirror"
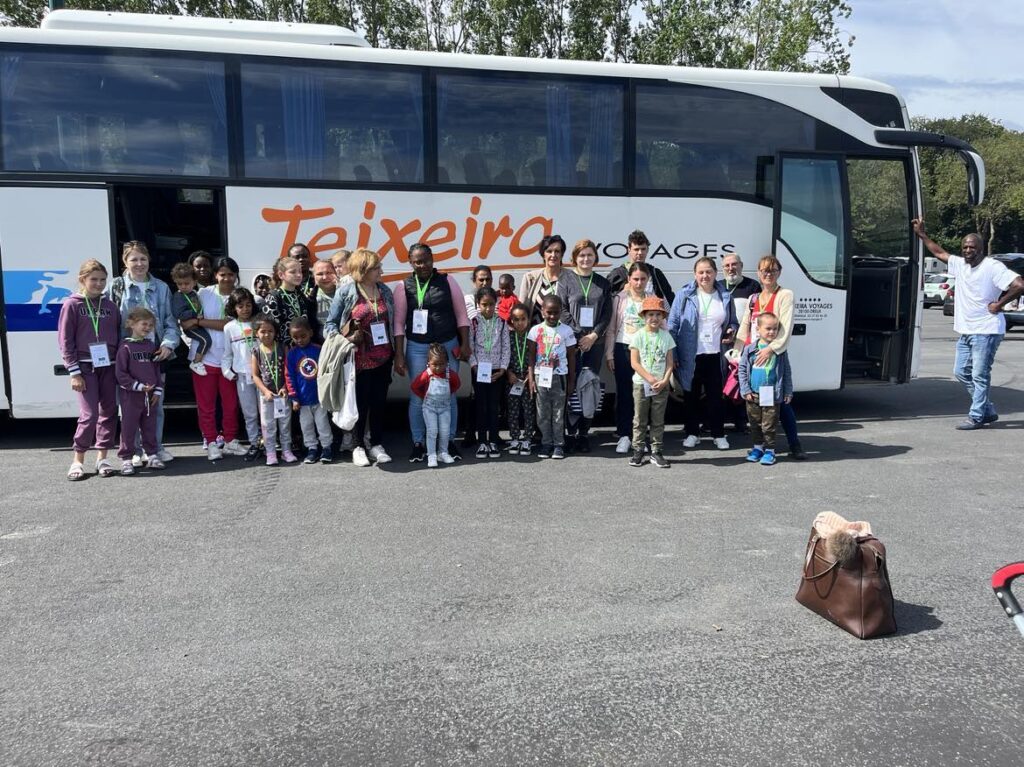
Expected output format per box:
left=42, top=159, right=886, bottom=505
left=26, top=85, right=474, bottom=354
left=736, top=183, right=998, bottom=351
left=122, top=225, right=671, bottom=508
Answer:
left=606, top=230, right=675, bottom=305
left=913, top=219, right=1024, bottom=429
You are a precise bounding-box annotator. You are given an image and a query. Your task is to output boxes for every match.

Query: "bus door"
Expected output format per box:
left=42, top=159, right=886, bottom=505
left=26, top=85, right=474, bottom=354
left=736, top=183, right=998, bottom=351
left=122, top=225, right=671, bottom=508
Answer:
left=772, top=154, right=849, bottom=391
left=0, top=183, right=112, bottom=418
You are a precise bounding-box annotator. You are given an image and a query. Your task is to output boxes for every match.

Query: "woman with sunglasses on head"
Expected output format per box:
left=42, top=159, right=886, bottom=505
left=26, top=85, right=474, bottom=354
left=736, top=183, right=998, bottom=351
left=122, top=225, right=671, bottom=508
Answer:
left=735, top=255, right=805, bottom=460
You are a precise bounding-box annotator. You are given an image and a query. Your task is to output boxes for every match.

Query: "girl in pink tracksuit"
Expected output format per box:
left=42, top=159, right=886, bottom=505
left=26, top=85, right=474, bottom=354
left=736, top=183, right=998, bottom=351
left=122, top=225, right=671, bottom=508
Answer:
left=57, top=259, right=121, bottom=481
left=115, top=307, right=165, bottom=475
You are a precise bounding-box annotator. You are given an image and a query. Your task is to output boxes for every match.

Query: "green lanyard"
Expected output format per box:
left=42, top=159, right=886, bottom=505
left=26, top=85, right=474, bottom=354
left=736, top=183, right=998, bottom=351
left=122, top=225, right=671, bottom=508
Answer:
left=699, top=291, right=715, bottom=317
left=359, top=284, right=381, bottom=319
left=281, top=288, right=302, bottom=318
left=539, top=323, right=561, bottom=363
left=183, top=291, right=201, bottom=317
left=414, top=274, right=430, bottom=308
left=84, top=295, right=102, bottom=341
left=479, top=315, right=496, bottom=354
left=576, top=272, right=593, bottom=305
left=637, top=328, right=660, bottom=370
left=260, top=345, right=281, bottom=390
left=513, top=332, right=527, bottom=370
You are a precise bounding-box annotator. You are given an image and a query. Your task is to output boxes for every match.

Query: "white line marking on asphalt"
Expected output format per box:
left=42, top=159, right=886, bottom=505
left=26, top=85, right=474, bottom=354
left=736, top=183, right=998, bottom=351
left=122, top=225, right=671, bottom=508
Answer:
left=0, top=525, right=55, bottom=540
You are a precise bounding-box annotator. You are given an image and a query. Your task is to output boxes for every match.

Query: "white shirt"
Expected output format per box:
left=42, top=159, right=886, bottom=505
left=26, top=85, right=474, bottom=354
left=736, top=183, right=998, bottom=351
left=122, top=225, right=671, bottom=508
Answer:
left=696, top=290, right=725, bottom=354
left=948, top=255, right=1016, bottom=335
left=198, top=285, right=231, bottom=367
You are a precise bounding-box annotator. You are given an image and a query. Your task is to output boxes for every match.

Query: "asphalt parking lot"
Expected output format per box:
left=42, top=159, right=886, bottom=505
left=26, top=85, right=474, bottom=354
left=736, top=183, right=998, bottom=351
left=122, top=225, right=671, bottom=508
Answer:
left=1, top=308, right=1023, bottom=766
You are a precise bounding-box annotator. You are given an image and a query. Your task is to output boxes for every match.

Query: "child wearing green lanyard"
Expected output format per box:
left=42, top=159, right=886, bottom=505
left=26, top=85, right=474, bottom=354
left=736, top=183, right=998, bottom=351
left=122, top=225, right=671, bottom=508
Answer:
left=469, top=287, right=511, bottom=458
left=262, top=256, right=320, bottom=346
left=505, top=303, right=536, bottom=456
left=628, top=296, right=676, bottom=468
left=251, top=316, right=297, bottom=466
left=738, top=312, right=793, bottom=466
left=170, top=262, right=212, bottom=376
left=527, top=294, right=577, bottom=459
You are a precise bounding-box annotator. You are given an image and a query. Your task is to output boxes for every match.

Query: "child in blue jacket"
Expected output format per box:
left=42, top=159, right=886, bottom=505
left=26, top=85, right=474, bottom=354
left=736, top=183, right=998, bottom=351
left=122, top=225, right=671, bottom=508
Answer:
left=285, top=317, right=334, bottom=464
left=738, top=312, right=793, bottom=466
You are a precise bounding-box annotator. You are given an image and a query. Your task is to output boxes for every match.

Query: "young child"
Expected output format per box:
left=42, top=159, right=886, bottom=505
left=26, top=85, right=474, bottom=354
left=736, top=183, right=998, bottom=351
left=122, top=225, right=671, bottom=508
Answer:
left=505, top=303, right=536, bottom=456
left=410, top=343, right=461, bottom=468
left=251, top=316, right=297, bottom=466
left=222, top=287, right=262, bottom=461
left=628, top=296, right=676, bottom=469
left=285, top=316, right=334, bottom=464
left=170, top=262, right=212, bottom=376
left=57, top=259, right=121, bottom=480
left=497, top=274, right=517, bottom=322
left=469, top=287, right=511, bottom=459
left=262, top=257, right=319, bottom=346
left=252, top=274, right=271, bottom=307
left=527, top=294, right=576, bottom=459
left=115, top=307, right=165, bottom=475
left=738, top=312, right=793, bottom=466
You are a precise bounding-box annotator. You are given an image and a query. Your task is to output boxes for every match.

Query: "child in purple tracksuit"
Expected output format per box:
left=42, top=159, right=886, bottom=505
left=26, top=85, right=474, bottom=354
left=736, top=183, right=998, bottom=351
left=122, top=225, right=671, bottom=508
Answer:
left=57, top=259, right=122, bottom=481
left=115, top=307, right=165, bottom=475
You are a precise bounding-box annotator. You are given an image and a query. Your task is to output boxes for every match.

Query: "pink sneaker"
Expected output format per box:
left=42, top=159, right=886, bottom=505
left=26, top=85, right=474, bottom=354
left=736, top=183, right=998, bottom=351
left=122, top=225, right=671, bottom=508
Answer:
left=266, top=452, right=279, bottom=466
left=281, top=450, right=298, bottom=463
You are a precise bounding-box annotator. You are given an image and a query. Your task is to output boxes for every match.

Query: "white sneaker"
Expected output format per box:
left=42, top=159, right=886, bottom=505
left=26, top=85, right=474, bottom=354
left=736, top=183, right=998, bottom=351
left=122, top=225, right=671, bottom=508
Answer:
left=154, top=448, right=174, bottom=462
left=131, top=453, right=147, bottom=468
left=189, top=361, right=207, bottom=376
left=222, top=439, right=248, bottom=456
left=615, top=436, right=631, bottom=453
left=427, top=454, right=439, bottom=468
left=207, top=443, right=223, bottom=461
left=352, top=447, right=371, bottom=467
left=146, top=457, right=166, bottom=470
left=683, top=435, right=699, bottom=448
left=439, top=452, right=455, bottom=464
left=368, top=445, right=391, bottom=464
left=713, top=437, right=730, bottom=450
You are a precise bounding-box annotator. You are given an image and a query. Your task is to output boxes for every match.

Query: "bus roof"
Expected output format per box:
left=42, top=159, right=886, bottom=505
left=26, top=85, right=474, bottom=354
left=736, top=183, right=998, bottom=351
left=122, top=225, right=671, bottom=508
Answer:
left=8, top=11, right=898, bottom=101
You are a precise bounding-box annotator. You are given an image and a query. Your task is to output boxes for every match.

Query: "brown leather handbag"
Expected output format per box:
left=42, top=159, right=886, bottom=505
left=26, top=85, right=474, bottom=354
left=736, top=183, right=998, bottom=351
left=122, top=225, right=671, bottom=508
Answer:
left=795, top=524, right=897, bottom=639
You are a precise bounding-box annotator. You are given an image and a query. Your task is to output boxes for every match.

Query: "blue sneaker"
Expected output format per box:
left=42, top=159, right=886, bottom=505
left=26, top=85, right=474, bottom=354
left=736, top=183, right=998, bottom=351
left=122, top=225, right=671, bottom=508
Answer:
left=982, top=412, right=999, bottom=424
left=956, top=418, right=985, bottom=430
left=746, top=447, right=764, bottom=463
left=760, top=449, right=776, bottom=465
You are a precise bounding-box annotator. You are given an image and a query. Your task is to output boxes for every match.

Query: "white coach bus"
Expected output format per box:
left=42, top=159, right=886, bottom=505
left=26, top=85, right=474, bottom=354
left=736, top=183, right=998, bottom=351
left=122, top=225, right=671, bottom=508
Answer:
left=0, top=10, right=985, bottom=417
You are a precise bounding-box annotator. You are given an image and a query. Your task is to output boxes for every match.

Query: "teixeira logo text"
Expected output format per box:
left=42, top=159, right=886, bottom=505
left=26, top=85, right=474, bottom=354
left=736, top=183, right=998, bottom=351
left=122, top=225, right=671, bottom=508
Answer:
left=263, top=196, right=735, bottom=264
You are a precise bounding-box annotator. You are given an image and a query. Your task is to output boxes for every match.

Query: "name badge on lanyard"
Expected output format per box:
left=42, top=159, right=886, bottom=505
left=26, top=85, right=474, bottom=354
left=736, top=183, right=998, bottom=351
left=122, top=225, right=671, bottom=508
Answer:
left=758, top=384, right=775, bottom=407
left=412, top=309, right=429, bottom=335
left=643, top=382, right=655, bottom=398
left=537, top=365, right=554, bottom=388
left=509, top=380, right=525, bottom=397
left=370, top=321, right=388, bottom=346
left=476, top=361, right=493, bottom=383
left=89, top=343, right=111, bottom=368
left=579, top=306, right=595, bottom=328
left=272, top=396, right=289, bottom=419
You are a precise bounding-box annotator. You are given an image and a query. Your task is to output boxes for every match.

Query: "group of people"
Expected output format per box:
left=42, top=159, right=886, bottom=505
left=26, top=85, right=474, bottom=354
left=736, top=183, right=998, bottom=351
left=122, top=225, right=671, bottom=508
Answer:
left=58, top=230, right=807, bottom=479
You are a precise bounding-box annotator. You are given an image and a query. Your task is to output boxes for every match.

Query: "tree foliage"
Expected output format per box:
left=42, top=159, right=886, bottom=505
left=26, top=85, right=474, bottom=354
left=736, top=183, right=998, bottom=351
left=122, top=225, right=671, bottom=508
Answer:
left=3, top=0, right=852, bottom=73
left=914, top=115, right=1024, bottom=255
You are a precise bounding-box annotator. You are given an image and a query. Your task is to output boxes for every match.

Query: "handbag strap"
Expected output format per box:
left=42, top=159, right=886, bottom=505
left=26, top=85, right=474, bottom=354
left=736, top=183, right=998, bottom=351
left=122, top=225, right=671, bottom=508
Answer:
left=801, top=534, right=843, bottom=581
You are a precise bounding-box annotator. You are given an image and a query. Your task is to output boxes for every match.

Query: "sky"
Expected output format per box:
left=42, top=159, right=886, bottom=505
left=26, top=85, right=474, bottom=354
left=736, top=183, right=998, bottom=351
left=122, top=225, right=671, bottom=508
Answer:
left=844, top=0, right=1024, bottom=130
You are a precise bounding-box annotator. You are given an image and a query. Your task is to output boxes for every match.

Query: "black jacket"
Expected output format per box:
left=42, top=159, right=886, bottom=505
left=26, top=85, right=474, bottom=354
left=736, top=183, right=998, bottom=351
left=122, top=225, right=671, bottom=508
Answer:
left=606, top=263, right=675, bottom=305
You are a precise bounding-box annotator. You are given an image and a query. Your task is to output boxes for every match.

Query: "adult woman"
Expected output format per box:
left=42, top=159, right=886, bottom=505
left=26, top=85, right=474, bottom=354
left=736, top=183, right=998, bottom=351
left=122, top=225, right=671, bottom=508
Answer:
left=189, top=250, right=215, bottom=288
left=189, top=256, right=246, bottom=460
left=735, top=255, right=805, bottom=459
left=667, top=256, right=737, bottom=450
left=558, top=238, right=612, bottom=452
left=519, top=235, right=570, bottom=324
left=392, top=242, right=471, bottom=463
left=605, top=261, right=652, bottom=454
left=106, top=240, right=179, bottom=464
left=325, top=248, right=395, bottom=467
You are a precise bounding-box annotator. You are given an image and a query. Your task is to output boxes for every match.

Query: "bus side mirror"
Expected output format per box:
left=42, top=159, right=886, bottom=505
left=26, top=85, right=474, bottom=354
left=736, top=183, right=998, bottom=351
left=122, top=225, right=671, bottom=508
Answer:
left=959, top=149, right=985, bottom=206
left=874, top=129, right=986, bottom=207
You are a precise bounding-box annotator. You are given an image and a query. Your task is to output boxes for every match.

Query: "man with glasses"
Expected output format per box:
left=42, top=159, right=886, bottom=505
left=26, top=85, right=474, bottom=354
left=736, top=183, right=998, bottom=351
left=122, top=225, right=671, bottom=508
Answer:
left=914, top=219, right=1024, bottom=429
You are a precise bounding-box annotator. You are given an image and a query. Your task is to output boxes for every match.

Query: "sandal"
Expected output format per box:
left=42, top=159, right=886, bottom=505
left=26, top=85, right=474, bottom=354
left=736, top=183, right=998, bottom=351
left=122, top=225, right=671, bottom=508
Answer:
left=95, top=458, right=116, bottom=478
left=67, top=462, right=86, bottom=481
left=120, top=460, right=135, bottom=476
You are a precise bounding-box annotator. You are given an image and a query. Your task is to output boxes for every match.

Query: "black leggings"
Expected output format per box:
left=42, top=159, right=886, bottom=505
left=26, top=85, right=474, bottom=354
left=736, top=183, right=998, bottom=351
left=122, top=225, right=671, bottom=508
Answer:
left=684, top=353, right=725, bottom=438
left=354, top=362, right=392, bottom=446
left=473, top=379, right=502, bottom=444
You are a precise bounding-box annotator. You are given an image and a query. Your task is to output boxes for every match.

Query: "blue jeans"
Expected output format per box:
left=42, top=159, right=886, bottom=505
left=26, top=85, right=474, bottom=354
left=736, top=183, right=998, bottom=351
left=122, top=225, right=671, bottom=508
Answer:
left=406, top=337, right=460, bottom=445
left=954, top=333, right=1002, bottom=422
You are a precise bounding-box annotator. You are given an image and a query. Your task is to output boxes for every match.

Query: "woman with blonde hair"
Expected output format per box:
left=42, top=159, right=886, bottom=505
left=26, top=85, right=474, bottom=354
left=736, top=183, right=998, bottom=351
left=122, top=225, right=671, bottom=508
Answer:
left=324, top=248, right=396, bottom=466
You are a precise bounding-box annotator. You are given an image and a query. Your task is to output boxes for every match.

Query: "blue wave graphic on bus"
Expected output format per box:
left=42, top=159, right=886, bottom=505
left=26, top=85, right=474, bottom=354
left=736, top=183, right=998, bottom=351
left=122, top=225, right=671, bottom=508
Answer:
left=3, top=269, right=77, bottom=331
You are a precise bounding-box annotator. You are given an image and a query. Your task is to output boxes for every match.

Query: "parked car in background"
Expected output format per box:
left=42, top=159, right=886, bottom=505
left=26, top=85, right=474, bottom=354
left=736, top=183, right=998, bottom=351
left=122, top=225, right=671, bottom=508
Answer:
left=943, top=286, right=955, bottom=316
left=924, top=273, right=954, bottom=307
left=941, top=255, right=1024, bottom=324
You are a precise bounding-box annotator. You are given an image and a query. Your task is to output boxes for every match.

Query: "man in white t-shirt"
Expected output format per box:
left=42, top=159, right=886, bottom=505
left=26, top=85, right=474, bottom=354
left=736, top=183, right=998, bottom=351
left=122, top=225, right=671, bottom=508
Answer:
left=913, top=219, right=1024, bottom=429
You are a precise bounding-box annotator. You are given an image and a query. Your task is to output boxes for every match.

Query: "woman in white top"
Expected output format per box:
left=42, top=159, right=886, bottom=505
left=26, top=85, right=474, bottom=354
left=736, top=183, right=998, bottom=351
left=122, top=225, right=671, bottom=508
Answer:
left=734, top=255, right=804, bottom=459
left=519, top=234, right=571, bottom=325
left=188, top=256, right=247, bottom=461
left=667, top=256, right=738, bottom=450
left=604, top=261, right=654, bottom=453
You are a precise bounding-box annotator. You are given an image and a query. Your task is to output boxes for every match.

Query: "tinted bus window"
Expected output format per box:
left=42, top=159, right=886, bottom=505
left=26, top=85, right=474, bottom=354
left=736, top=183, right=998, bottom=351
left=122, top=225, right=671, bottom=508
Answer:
left=437, top=74, right=624, bottom=188
left=635, top=84, right=815, bottom=196
left=241, top=63, right=423, bottom=183
left=1, top=51, right=227, bottom=176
